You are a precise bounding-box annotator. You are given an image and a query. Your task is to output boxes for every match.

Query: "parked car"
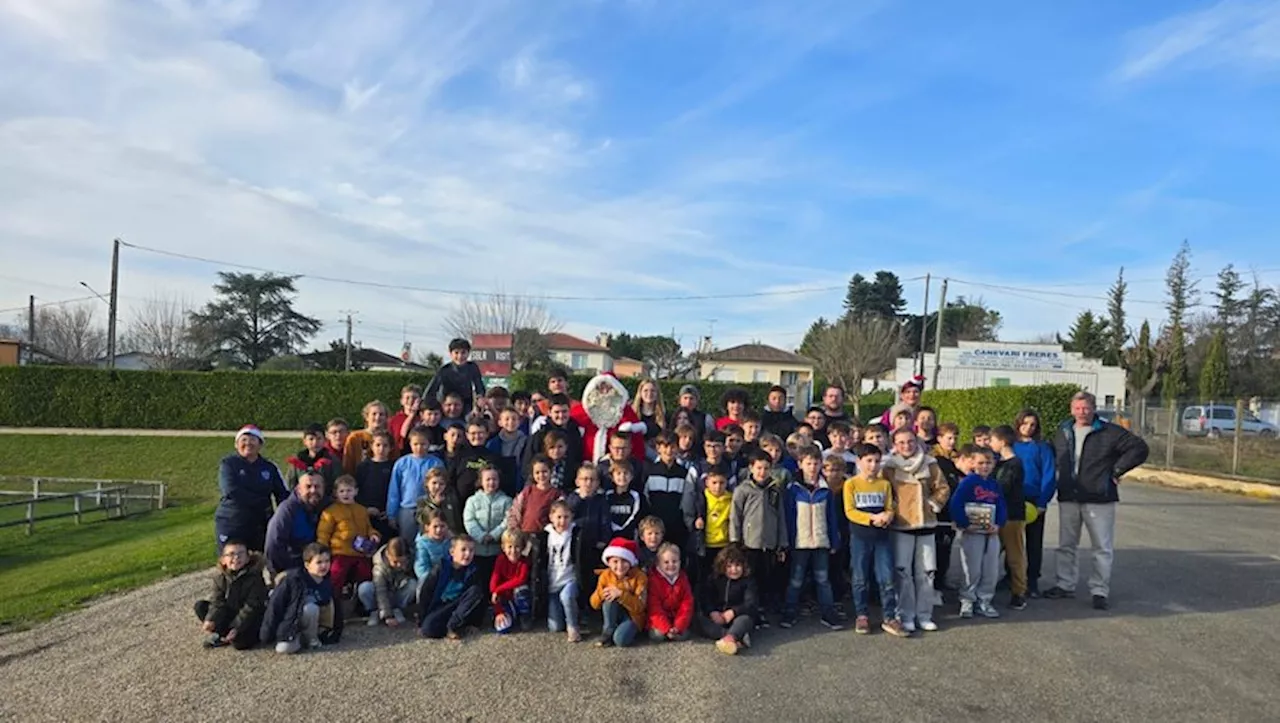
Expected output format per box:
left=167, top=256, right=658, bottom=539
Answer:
left=1095, top=409, right=1132, bottom=430
left=1181, top=404, right=1278, bottom=438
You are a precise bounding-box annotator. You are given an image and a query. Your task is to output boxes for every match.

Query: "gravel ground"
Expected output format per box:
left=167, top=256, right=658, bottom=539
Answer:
left=2, top=482, right=1278, bottom=723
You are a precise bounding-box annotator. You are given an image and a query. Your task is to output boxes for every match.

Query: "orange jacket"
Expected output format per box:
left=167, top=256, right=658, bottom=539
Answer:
left=590, top=567, right=647, bottom=628
left=317, top=501, right=375, bottom=557
left=646, top=569, right=694, bottom=635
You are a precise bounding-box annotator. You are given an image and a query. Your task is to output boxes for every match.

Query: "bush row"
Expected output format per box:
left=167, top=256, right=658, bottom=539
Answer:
left=0, top=367, right=1075, bottom=433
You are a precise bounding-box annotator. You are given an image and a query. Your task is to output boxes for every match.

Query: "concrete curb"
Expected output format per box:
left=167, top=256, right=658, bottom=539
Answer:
left=1127, top=466, right=1280, bottom=501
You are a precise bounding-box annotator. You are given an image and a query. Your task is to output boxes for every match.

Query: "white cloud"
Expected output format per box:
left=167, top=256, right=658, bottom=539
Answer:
left=1115, top=0, right=1280, bottom=82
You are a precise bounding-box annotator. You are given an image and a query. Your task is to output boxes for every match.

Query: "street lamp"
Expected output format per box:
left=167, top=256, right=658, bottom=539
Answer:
left=79, top=281, right=109, bottom=306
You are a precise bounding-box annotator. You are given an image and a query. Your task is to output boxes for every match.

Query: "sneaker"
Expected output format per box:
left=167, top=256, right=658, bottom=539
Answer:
left=1009, top=595, right=1028, bottom=611
left=833, top=603, right=849, bottom=621
left=820, top=616, right=844, bottom=631
left=919, top=619, right=939, bottom=632
left=779, top=616, right=796, bottom=629
left=1028, top=587, right=1042, bottom=599
left=978, top=603, right=1001, bottom=619
left=567, top=628, right=581, bottom=643
left=959, top=602, right=974, bottom=619
left=306, top=637, right=323, bottom=650
left=1043, top=586, right=1075, bottom=600
left=392, top=609, right=406, bottom=625
left=881, top=618, right=909, bottom=637
left=901, top=619, right=917, bottom=634
left=756, top=618, right=771, bottom=630
left=854, top=616, right=870, bottom=634
left=740, top=633, right=752, bottom=649
left=202, top=633, right=225, bottom=649
left=366, top=612, right=380, bottom=627
left=275, top=639, right=301, bottom=655
left=800, top=600, right=818, bottom=616
left=595, top=635, right=614, bottom=648
left=715, top=636, right=739, bottom=656
left=1092, top=595, right=1110, bottom=611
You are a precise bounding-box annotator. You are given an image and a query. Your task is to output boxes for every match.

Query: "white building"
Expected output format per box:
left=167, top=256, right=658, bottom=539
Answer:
left=889, top=341, right=1128, bottom=409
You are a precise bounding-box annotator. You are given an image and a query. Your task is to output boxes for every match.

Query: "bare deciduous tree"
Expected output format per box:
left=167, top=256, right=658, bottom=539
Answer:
left=807, top=316, right=905, bottom=417
left=442, top=292, right=564, bottom=370
left=120, top=294, right=201, bottom=369
left=36, top=303, right=107, bottom=365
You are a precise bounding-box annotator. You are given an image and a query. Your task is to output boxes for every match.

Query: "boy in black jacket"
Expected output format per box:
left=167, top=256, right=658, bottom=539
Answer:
left=194, top=541, right=267, bottom=650
left=448, top=419, right=503, bottom=502
left=424, top=337, right=486, bottom=416
left=417, top=535, right=485, bottom=640
left=991, top=425, right=1028, bottom=610
left=525, top=394, right=585, bottom=478
left=355, top=430, right=396, bottom=540
left=260, top=543, right=343, bottom=654
left=642, top=432, right=694, bottom=550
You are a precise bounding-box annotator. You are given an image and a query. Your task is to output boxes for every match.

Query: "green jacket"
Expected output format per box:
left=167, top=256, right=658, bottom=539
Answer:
left=205, top=552, right=268, bottom=631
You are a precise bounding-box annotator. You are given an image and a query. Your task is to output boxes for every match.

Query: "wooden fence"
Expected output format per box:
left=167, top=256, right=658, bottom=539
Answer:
left=0, top=476, right=167, bottom=535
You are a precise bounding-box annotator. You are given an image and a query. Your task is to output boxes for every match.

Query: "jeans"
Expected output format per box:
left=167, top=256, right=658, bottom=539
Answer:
left=419, top=586, right=484, bottom=638
left=958, top=531, right=1001, bottom=605
left=1025, top=512, right=1046, bottom=593
left=850, top=528, right=897, bottom=619
left=998, top=520, right=1028, bottom=596
left=1056, top=502, right=1116, bottom=597
left=356, top=579, right=415, bottom=618
left=547, top=581, right=580, bottom=632
left=892, top=531, right=937, bottom=624
left=495, top=586, right=533, bottom=633
left=784, top=549, right=835, bottom=618
left=600, top=600, right=638, bottom=647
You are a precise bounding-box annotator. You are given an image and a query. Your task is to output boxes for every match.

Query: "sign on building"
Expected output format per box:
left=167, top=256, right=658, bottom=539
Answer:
left=955, top=347, right=1067, bottom=371
left=471, top=333, right=513, bottom=389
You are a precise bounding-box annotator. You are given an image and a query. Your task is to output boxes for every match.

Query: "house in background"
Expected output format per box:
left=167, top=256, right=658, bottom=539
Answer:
left=300, top=346, right=433, bottom=373
left=93, top=351, right=157, bottom=371
left=0, top=338, right=66, bottom=366
left=699, top=343, right=814, bottom=408
left=545, top=333, right=614, bottom=374
left=611, top=356, right=644, bottom=378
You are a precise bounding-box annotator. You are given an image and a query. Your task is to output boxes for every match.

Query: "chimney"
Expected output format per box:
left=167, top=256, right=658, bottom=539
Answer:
left=596, top=332, right=612, bottom=348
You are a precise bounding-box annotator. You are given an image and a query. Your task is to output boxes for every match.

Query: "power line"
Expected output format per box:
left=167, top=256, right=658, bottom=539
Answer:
left=948, top=278, right=1171, bottom=306
left=118, top=240, right=855, bottom=303
left=0, top=295, right=100, bottom=315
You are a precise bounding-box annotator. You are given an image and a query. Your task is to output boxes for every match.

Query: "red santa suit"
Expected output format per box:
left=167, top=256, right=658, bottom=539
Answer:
left=572, top=372, right=647, bottom=463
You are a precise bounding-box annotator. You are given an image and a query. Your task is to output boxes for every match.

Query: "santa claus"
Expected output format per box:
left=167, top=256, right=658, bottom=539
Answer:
left=572, top=371, right=647, bottom=463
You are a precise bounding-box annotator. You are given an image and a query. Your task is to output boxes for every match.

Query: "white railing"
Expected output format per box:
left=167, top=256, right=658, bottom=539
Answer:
left=0, top=476, right=167, bottom=535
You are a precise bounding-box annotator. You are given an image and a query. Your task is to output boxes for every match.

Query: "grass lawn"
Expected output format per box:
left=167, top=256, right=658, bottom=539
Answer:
left=0, top=434, right=269, bottom=628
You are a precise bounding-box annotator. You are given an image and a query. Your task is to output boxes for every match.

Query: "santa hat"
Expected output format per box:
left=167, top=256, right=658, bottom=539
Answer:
left=900, top=375, right=926, bottom=392
left=235, top=424, right=265, bottom=445
left=601, top=537, right=639, bottom=566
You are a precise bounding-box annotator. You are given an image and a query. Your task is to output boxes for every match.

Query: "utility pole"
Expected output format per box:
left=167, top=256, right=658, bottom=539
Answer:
left=107, top=238, right=120, bottom=368
left=344, top=313, right=354, bottom=372
left=27, top=295, right=35, bottom=365
left=917, top=273, right=930, bottom=377
left=931, top=278, right=948, bottom=390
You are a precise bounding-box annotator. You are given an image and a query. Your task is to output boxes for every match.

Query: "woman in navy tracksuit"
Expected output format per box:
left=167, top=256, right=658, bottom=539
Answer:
left=214, top=425, right=289, bottom=554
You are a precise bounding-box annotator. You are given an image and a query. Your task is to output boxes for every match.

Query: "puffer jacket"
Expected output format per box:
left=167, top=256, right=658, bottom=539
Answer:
left=316, top=501, right=375, bottom=558
left=462, top=489, right=513, bottom=558
left=882, top=451, right=950, bottom=531
left=204, top=552, right=268, bottom=630
left=729, top=478, right=787, bottom=550
left=647, top=569, right=694, bottom=635
left=783, top=480, right=842, bottom=550
left=370, top=544, right=416, bottom=618
left=1052, top=416, right=1149, bottom=504
left=700, top=575, right=758, bottom=618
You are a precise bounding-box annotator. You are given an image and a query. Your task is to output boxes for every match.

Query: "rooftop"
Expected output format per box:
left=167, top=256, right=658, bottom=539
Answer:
left=703, top=343, right=812, bottom=366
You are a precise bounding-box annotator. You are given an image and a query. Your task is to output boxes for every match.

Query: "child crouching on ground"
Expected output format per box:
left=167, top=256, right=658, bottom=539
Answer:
left=194, top=540, right=267, bottom=650
left=260, top=543, right=343, bottom=654
left=950, top=446, right=1008, bottom=619
left=699, top=544, right=757, bottom=655
left=540, top=500, right=584, bottom=642
left=356, top=538, right=416, bottom=627
left=491, top=529, right=532, bottom=634
left=590, top=537, right=648, bottom=647
left=417, top=535, right=484, bottom=640
left=647, top=542, right=694, bottom=642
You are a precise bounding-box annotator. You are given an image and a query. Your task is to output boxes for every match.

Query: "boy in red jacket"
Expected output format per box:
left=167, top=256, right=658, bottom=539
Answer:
left=647, top=542, right=694, bottom=641
left=490, top=529, right=532, bottom=633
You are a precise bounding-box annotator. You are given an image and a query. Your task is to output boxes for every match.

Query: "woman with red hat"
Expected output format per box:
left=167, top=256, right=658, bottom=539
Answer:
left=881, top=376, right=926, bottom=431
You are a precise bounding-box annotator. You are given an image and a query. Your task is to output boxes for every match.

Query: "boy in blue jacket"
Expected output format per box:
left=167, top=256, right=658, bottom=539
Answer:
left=949, top=445, right=1008, bottom=619
left=417, top=534, right=485, bottom=640
left=780, top=448, right=843, bottom=630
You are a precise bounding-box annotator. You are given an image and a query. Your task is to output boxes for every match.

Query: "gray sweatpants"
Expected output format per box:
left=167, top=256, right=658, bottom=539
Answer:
left=892, top=531, right=938, bottom=624
left=958, top=531, right=1001, bottom=606
left=1055, top=501, right=1116, bottom=597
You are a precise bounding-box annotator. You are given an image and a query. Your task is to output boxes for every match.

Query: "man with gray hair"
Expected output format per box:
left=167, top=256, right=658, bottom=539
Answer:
left=1044, top=391, right=1148, bottom=610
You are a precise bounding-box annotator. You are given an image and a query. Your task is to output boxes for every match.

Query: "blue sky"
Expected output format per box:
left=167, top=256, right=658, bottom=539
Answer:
left=2, top=0, right=1278, bottom=357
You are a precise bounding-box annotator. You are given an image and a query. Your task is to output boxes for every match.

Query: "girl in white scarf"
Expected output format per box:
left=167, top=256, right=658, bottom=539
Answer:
left=882, top=428, right=951, bottom=634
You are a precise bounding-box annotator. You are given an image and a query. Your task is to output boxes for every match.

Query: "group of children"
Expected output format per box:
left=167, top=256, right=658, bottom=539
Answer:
left=198, top=372, right=1046, bottom=656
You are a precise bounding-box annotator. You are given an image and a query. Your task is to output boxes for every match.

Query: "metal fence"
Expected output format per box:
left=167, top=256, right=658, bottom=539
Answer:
left=1123, top=398, right=1280, bottom=482
left=0, top=477, right=167, bottom=535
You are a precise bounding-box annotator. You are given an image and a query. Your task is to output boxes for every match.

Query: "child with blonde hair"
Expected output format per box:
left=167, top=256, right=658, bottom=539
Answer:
left=490, top=529, right=532, bottom=633
left=647, top=542, right=694, bottom=642
left=316, top=475, right=378, bottom=597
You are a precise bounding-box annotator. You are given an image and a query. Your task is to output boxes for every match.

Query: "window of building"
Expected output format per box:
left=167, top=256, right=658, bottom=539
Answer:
left=571, top=353, right=587, bottom=370
left=753, top=369, right=770, bottom=383
left=713, top=368, right=736, bottom=382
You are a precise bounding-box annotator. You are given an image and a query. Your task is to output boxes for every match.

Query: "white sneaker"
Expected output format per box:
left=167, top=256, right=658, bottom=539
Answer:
left=959, top=602, right=974, bottom=619
left=978, top=603, right=1001, bottom=619
left=919, top=619, right=939, bottom=632
left=275, top=639, right=301, bottom=655
left=366, top=612, right=380, bottom=627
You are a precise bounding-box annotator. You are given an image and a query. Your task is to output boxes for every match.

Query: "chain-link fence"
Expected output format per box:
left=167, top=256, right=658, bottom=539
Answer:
left=1124, top=398, right=1280, bottom=482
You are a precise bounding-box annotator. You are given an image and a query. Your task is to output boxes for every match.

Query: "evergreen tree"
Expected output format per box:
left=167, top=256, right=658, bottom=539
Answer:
left=843, top=271, right=906, bottom=320
left=1198, top=329, right=1230, bottom=403
left=188, top=272, right=321, bottom=369
left=1163, top=324, right=1189, bottom=404
left=1105, top=267, right=1127, bottom=366
left=1064, top=310, right=1110, bottom=359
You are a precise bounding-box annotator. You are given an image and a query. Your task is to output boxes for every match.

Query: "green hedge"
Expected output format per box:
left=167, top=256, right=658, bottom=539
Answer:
left=0, top=366, right=1076, bottom=433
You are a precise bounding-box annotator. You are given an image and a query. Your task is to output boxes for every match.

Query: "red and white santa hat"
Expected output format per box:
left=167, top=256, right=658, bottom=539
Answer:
left=901, top=375, right=926, bottom=392
left=601, top=537, right=639, bottom=566
left=235, top=424, right=265, bottom=445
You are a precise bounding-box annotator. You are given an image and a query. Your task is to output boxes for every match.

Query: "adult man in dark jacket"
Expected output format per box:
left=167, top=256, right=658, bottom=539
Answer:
left=1044, top=391, right=1149, bottom=610
left=264, top=473, right=326, bottom=578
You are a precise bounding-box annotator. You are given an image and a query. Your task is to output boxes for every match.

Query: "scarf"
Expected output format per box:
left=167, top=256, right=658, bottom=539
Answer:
left=885, top=448, right=930, bottom=479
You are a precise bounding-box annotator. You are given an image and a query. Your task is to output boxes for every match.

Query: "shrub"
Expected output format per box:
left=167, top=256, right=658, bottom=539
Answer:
left=869, top=384, right=1079, bottom=437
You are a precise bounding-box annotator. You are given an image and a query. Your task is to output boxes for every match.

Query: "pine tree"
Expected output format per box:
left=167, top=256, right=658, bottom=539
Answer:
left=1162, top=242, right=1197, bottom=405
left=1198, top=329, right=1230, bottom=403
left=1065, top=310, right=1110, bottom=359
left=1164, top=324, right=1188, bottom=404
left=1105, top=267, right=1127, bottom=366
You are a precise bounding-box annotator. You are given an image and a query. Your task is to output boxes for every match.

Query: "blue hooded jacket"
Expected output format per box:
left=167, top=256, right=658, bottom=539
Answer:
left=949, top=473, right=1008, bottom=530
left=1012, top=440, right=1056, bottom=509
